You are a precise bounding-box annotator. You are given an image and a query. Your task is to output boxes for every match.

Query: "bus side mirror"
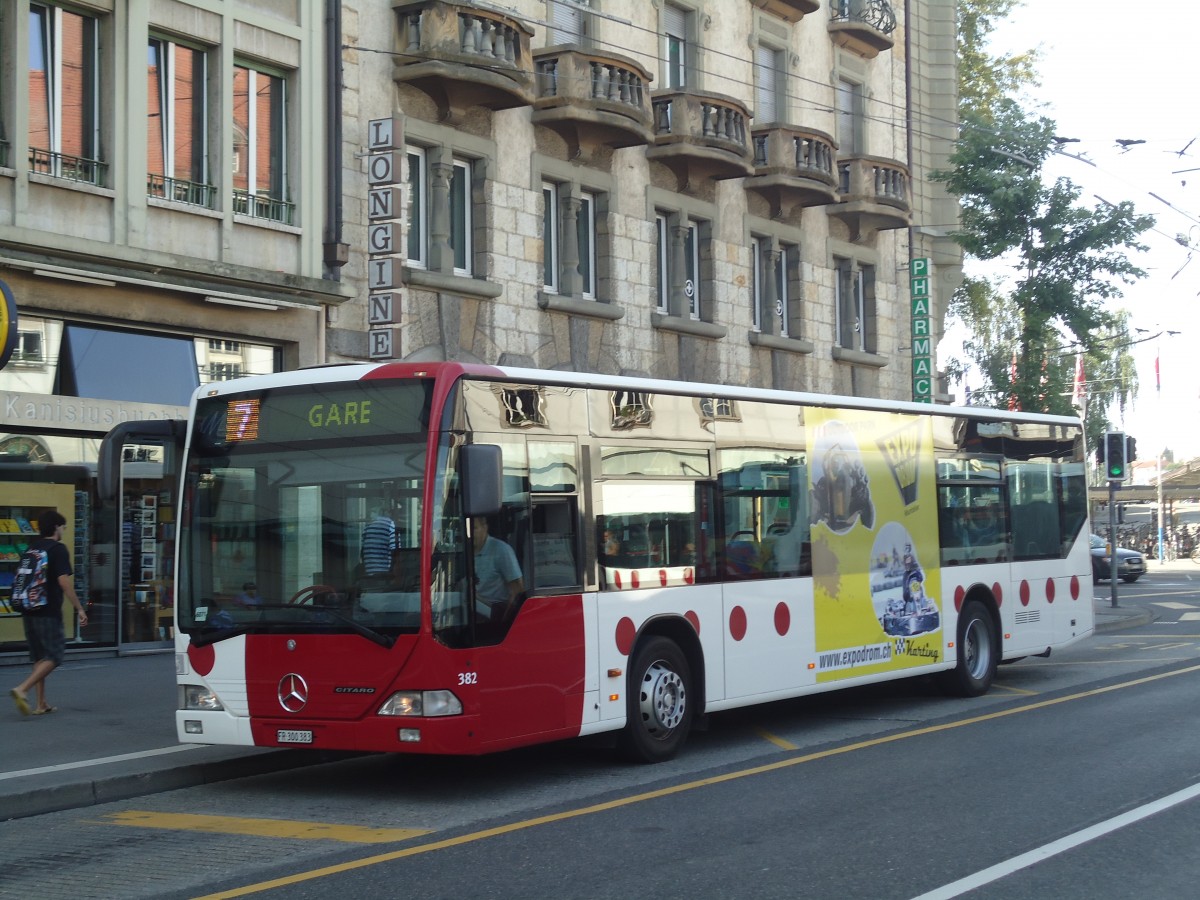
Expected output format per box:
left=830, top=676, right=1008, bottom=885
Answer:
left=461, top=444, right=502, bottom=519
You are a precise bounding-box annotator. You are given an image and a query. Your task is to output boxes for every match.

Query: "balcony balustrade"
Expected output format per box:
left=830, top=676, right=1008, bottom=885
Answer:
left=827, top=155, right=910, bottom=239
left=532, top=48, right=653, bottom=152
left=147, top=174, right=217, bottom=209
left=828, top=0, right=897, bottom=57
left=393, top=0, right=534, bottom=117
left=746, top=126, right=838, bottom=218
left=647, top=89, right=754, bottom=186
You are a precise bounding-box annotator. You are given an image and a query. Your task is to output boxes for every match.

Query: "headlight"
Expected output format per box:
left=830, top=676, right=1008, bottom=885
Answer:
left=183, top=685, right=224, bottom=711
left=377, top=690, right=463, bottom=717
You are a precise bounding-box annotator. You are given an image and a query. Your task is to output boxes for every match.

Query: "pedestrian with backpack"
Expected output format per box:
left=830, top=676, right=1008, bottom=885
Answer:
left=9, top=510, right=88, bottom=717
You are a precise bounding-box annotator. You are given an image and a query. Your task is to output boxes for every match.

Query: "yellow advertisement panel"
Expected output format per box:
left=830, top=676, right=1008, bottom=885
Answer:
left=807, top=408, right=941, bottom=682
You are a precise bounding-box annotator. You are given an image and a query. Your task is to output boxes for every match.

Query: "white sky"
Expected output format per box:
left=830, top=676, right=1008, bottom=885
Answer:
left=944, top=1, right=1200, bottom=462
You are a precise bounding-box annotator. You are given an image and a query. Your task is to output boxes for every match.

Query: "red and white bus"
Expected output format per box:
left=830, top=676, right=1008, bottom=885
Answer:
left=101, top=362, right=1093, bottom=762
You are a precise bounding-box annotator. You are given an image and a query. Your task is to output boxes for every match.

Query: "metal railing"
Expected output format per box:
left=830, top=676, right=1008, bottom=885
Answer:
left=232, top=189, right=295, bottom=225
left=829, top=0, right=897, bottom=34
left=28, top=147, right=107, bottom=186
left=147, top=173, right=217, bottom=209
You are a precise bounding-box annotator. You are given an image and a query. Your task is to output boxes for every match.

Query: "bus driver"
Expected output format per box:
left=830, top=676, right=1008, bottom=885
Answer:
left=471, top=516, right=524, bottom=621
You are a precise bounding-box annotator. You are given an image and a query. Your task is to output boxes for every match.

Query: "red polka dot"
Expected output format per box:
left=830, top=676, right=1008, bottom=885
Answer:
left=684, top=568, right=695, bottom=585
left=1045, top=577, right=1055, bottom=603
left=685, top=610, right=700, bottom=634
left=659, top=569, right=668, bottom=587
left=1020, top=580, right=1030, bottom=607
left=188, top=641, right=215, bottom=677
left=615, top=617, right=636, bottom=656
left=729, top=606, right=747, bottom=641
left=631, top=571, right=640, bottom=589
left=993, top=582, right=1003, bottom=607
left=774, top=602, right=790, bottom=636
left=1070, top=575, right=1080, bottom=600
left=954, top=585, right=965, bottom=613
left=614, top=571, right=622, bottom=590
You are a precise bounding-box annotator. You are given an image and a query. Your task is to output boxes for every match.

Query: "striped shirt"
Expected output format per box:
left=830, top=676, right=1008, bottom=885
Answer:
left=361, top=515, right=397, bottom=574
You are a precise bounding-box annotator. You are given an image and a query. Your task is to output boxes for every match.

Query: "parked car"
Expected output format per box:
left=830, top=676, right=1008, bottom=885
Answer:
left=1090, top=534, right=1146, bottom=583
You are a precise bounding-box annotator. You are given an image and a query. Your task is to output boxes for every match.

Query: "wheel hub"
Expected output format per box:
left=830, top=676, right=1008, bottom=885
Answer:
left=641, top=661, right=686, bottom=734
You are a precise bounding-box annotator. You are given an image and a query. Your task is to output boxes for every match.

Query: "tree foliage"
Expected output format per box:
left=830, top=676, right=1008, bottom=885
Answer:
left=937, top=0, right=1154, bottom=447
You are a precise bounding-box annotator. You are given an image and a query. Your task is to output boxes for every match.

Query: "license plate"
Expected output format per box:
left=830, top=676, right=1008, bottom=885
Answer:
left=277, top=729, right=314, bottom=744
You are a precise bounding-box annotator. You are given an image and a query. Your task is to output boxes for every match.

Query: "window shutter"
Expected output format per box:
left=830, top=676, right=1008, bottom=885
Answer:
left=755, top=45, right=779, bottom=125
left=550, top=0, right=587, bottom=45
left=663, top=4, right=687, bottom=38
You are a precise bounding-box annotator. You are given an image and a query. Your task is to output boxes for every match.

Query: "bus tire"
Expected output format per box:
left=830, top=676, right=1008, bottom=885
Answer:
left=939, top=599, right=996, bottom=697
left=617, top=636, right=693, bottom=763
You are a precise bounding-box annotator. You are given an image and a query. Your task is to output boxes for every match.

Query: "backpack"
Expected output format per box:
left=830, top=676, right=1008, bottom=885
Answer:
left=11, top=547, right=50, bottom=612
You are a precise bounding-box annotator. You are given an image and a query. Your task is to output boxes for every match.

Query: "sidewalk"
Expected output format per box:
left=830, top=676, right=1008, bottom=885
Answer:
left=2, top=562, right=1195, bottom=821
left=1, top=653, right=353, bottom=821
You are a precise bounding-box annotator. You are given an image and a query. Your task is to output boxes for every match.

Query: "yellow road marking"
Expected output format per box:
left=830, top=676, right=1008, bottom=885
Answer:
left=97, top=811, right=430, bottom=844
left=755, top=728, right=798, bottom=750
left=195, top=662, right=1200, bottom=899
left=991, top=683, right=1038, bottom=695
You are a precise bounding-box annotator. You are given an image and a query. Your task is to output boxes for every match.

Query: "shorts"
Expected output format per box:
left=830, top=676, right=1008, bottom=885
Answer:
left=23, top=613, right=66, bottom=666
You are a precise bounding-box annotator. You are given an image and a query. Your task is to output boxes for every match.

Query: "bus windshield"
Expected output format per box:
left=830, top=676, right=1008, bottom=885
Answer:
left=178, top=381, right=433, bottom=644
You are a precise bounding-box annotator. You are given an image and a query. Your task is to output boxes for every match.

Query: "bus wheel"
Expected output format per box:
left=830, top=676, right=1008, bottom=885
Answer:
left=939, top=600, right=996, bottom=697
left=618, top=637, right=693, bottom=763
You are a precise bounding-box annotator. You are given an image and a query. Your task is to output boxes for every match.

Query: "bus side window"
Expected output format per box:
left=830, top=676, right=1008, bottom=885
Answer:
left=530, top=499, right=580, bottom=590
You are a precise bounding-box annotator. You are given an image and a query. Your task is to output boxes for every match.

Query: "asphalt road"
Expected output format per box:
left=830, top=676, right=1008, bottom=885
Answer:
left=3, top=566, right=1198, bottom=899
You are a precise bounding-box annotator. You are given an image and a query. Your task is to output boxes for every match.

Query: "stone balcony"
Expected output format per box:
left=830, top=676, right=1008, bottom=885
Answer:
left=749, top=0, right=821, bottom=23
left=647, top=89, right=754, bottom=187
left=827, top=0, right=897, bottom=58
left=828, top=155, right=911, bottom=239
left=532, top=48, right=654, bottom=154
left=746, top=126, right=838, bottom=219
left=392, top=0, right=534, bottom=118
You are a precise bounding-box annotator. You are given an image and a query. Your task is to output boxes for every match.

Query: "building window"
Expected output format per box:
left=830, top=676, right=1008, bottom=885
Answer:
left=406, top=147, right=479, bottom=276
left=28, top=3, right=104, bottom=185
left=835, top=256, right=875, bottom=352
left=752, top=238, right=797, bottom=337
left=147, top=37, right=212, bottom=207
left=544, top=183, right=599, bottom=299
left=754, top=44, right=783, bottom=125
left=232, top=63, right=291, bottom=224
left=406, top=147, right=427, bottom=267
left=450, top=158, right=472, bottom=275
left=836, top=77, right=864, bottom=156
left=548, top=0, right=588, bottom=45
left=662, top=3, right=691, bottom=89
left=15, top=330, right=44, bottom=363
left=656, top=212, right=705, bottom=320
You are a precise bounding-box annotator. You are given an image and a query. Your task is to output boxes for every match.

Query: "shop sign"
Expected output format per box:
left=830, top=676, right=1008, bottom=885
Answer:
left=0, top=279, right=16, bottom=371
left=909, top=258, right=933, bottom=403
left=1, top=391, right=186, bottom=433
left=366, top=116, right=403, bottom=360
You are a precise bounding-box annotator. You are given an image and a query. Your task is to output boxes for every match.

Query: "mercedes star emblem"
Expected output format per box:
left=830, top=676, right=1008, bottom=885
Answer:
left=278, top=673, right=309, bottom=712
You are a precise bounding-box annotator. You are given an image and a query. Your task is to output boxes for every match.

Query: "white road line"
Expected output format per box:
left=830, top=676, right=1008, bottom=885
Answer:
left=0, top=745, right=200, bottom=781
left=911, top=780, right=1200, bottom=900
left=1153, top=602, right=1197, bottom=610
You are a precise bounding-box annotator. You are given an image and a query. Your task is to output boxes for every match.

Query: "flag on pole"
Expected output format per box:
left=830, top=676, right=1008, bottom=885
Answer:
left=1008, top=351, right=1020, bottom=411
left=1155, top=352, right=1161, bottom=394
left=1071, top=353, right=1085, bottom=410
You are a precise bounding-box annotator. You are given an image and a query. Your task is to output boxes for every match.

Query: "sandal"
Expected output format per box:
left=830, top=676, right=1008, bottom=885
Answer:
left=32, top=706, right=57, bottom=715
left=10, top=688, right=30, bottom=717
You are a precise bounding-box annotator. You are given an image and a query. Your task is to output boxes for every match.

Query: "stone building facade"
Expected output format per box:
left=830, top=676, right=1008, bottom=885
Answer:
left=329, top=0, right=962, bottom=399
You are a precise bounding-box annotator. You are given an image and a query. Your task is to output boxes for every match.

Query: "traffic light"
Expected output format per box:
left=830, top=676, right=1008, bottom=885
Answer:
left=1104, top=431, right=1127, bottom=480
left=1125, top=435, right=1137, bottom=463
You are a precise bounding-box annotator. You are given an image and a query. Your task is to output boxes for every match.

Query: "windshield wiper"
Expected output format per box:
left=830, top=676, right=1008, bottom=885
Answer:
left=247, top=602, right=396, bottom=649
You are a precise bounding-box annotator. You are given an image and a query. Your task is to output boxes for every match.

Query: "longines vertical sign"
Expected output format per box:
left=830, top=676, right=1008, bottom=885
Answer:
left=366, top=117, right=404, bottom=360
left=910, top=257, right=933, bottom=403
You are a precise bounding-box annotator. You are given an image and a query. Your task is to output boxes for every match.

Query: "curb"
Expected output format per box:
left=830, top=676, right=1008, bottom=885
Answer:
left=2, top=749, right=362, bottom=822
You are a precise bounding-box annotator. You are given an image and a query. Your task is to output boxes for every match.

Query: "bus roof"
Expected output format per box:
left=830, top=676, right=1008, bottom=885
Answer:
left=190, top=361, right=1083, bottom=428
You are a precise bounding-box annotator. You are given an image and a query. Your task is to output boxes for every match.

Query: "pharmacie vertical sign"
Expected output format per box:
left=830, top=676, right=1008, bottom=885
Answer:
left=366, top=117, right=404, bottom=360
left=909, top=257, right=933, bottom=403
